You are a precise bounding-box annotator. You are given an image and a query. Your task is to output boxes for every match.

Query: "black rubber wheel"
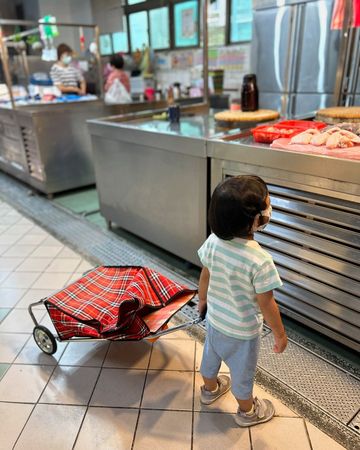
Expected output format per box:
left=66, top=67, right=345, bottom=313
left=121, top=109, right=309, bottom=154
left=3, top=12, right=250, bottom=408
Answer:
left=33, top=326, right=57, bottom=355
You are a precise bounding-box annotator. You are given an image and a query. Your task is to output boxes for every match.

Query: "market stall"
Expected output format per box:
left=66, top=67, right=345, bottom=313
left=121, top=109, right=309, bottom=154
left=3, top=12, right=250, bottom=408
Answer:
left=0, top=19, right=168, bottom=195
left=89, top=107, right=360, bottom=351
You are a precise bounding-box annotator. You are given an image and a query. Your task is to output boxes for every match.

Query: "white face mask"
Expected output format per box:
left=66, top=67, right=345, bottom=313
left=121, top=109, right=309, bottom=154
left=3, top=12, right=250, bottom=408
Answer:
left=254, top=204, right=272, bottom=232
left=62, top=55, right=72, bottom=65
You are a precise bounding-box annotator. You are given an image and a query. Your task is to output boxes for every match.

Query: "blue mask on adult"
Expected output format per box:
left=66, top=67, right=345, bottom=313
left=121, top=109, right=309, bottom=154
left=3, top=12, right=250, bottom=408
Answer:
left=62, top=55, right=72, bottom=65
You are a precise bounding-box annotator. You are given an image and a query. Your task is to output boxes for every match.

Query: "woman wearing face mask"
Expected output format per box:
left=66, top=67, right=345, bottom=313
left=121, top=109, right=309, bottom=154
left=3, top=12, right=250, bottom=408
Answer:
left=50, top=43, right=86, bottom=95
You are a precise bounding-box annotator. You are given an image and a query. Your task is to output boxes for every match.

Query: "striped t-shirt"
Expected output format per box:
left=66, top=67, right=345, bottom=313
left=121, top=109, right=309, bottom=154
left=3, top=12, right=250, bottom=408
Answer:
left=50, top=64, right=83, bottom=88
left=198, top=234, right=282, bottom=340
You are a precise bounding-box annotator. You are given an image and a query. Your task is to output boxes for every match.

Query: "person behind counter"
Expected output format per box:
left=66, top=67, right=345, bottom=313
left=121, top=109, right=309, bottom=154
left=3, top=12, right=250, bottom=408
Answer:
left=50, top=43, right=86, bottom=95
left=104, top=53, right=130, bottom=93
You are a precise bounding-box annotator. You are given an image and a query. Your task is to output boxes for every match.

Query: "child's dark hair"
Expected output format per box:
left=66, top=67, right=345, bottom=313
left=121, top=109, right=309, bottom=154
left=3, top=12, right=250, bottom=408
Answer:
left=208, top=175, right=268, bottom=240
left=110, top=53, right=124, bottom=69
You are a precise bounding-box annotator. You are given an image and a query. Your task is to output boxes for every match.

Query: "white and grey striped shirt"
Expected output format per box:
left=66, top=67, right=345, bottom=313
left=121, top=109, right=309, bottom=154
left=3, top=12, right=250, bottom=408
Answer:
left=198, top=234, right=282, bottom=340
left=50, top=64, right=83, bottom=88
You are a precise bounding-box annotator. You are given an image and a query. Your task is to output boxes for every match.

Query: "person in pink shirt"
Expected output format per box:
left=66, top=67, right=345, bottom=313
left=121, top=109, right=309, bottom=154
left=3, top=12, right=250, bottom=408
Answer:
left=104, top=54, right=131, bottom=93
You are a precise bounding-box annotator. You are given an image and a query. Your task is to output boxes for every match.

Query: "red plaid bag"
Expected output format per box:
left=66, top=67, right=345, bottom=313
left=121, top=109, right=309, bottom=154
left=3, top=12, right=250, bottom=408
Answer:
left=45, top=266, right=196, bottom=340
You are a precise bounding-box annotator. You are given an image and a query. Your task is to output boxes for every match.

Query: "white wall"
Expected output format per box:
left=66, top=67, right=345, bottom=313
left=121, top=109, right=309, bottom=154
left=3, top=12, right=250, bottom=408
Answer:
left=38, top=0, right=94, bottom=53
left=91, top=0, right=124, bottom=34
left=0, top=0, right=16, bottom=19
left=20, top=0, right=40, bottom=21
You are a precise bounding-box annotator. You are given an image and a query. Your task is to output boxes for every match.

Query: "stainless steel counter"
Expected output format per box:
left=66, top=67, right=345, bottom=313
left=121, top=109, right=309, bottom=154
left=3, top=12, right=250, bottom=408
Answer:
left=88, top=110, right=359, bottom=351
left=88, top=107, right=213, bottom=265
left=0, top=99, right=168, bottom=195
left=209, top=134, right=360, bottom=352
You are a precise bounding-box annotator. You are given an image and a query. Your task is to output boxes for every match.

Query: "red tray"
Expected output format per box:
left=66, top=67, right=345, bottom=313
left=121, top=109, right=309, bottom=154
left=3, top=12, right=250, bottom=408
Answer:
left=276, top=120, right=326, bottom=130
left=252, top=120, right=326, bottom=143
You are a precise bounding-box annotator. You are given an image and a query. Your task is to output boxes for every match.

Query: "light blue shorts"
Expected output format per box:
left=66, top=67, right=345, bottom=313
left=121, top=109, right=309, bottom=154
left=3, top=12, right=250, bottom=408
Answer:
left=200, top=321, right=260, bottom=400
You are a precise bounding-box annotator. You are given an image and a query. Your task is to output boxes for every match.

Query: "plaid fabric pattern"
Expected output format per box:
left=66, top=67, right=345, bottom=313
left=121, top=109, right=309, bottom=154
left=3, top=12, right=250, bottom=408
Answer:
left=45, top=266, right=196, bottom=340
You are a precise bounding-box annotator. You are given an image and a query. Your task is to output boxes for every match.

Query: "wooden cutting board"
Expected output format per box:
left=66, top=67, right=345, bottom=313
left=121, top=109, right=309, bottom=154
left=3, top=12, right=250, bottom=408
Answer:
left=214, top=109, right=280, bottom=123
left=316, top=106, right=360, bottom=123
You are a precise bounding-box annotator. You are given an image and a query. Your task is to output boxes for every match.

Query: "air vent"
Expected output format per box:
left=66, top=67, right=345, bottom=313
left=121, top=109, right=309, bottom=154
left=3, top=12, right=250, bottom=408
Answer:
left=20, top=126, right=44, bottom=181
left=255, top=184, right=360, bottom=352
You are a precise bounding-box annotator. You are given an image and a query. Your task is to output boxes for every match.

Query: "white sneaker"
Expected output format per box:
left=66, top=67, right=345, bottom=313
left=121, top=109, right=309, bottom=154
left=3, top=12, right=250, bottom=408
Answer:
left=200, top=375, right=231, bottom=405
left=235, top=397, right=275, bottom=427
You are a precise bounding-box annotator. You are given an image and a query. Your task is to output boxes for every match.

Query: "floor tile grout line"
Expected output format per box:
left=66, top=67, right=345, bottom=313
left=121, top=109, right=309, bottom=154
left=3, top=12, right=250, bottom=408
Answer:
left=190, top=339, right=197, bottom=450
left=303, top=418, right=314, bottom=450
left=0, top=398, right=303, bottom=417
left=10, top=363, right=57, bottom=449
left=9, top=332, right=32, bottom=366
left=129, top=344, right=154, bottom=450
left=248, top=428, right=253, bottom=450
left=71, top=341, right=111, bottom=450
left=11, top=402, right=38, bottom=450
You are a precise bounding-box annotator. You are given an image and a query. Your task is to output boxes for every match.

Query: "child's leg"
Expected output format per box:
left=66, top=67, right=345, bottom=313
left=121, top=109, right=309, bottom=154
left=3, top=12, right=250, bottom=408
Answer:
left=236, top=397, right=254, bottom=413
left=200, top=335, right=222, bottom=389
left=200, top=324, right=231, bottom=404
left=202, top=375, right=218, bottom=391
left=226, top=336, right=275, bottom=426
left=225, top=335, right=260, bottom=405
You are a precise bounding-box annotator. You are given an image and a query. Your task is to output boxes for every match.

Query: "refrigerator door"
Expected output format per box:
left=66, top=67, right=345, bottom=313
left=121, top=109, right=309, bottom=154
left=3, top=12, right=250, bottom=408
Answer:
left=290, top=93, right=334, bottom=119
left=293, top=0, right=340, bottom=117
left=253, top=5, right=293, bottom=96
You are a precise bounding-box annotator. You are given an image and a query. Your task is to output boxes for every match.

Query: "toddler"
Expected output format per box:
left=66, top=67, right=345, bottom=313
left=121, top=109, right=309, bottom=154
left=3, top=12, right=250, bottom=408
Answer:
left=198, top=175, right=287, bottom=427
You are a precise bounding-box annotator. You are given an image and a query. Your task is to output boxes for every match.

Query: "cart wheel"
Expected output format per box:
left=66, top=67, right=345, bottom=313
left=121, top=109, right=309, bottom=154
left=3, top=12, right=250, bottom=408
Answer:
left=33, top=326, right=57, bottom=355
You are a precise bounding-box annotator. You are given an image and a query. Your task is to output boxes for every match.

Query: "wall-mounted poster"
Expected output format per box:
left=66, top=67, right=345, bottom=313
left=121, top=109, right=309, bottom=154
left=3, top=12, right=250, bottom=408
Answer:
left=230, top=0, right=253, bottom=43
left=174, top=1, right=199, bottom=47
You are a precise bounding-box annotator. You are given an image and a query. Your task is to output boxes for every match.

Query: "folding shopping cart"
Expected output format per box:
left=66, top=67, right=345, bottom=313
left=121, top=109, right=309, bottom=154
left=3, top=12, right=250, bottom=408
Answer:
left=28, top=265, right=200, bottom=354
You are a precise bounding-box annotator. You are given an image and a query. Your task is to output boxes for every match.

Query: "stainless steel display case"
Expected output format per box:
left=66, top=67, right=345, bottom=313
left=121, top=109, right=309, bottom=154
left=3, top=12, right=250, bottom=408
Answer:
left=0, top=19, right=172, bottom=195
left=0, top=100, right=168, bottom=195
left=208, top=134, right=360, bottom=352
left=88, top=106, right=216, bottom=265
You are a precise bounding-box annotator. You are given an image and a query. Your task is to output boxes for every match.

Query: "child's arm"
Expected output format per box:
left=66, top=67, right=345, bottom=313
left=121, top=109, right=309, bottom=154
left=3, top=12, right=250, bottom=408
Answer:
left=257, top=290, right=287, bottom=353
left=198, top=267, right=210, bottom=319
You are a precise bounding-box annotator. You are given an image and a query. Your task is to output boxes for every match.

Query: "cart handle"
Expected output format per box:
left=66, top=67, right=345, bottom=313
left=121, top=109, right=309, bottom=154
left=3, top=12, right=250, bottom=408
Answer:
left=28, top=299, right=46, bottom=326
left=144, top=317, right=203, bottom=340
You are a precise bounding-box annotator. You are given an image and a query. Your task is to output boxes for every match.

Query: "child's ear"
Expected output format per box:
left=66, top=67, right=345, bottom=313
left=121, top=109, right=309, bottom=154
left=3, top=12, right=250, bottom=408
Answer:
left=252, top=214, right=261, bottom=231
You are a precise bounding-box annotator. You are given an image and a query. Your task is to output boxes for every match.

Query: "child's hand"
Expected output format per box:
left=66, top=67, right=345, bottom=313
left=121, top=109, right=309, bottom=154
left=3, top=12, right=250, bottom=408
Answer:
left=198, top=302, right=207, bottom=320
left=273, top=333, right=288, bottom=353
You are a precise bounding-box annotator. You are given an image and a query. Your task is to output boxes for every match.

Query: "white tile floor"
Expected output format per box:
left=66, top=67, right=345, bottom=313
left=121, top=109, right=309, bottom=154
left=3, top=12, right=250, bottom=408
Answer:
left=0, top=199, right=346, bottom=449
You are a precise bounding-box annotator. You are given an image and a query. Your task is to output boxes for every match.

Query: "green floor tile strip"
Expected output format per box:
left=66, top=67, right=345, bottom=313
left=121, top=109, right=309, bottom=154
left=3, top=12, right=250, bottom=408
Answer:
left=0, top=363, right=10, bottom=381
left=0, top=172, right=359, bottom=449
left=52, top=187, right=100, bottom=215
left=0, top=308, right=11, bottom=323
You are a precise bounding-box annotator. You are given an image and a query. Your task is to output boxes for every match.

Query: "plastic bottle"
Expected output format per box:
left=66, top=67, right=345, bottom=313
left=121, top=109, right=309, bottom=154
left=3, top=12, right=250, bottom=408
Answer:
left=241, top=74, right=259, bottom=112
left=167, top=86, right=174, bottom=105
left=173, top=83, right=181, bottom=100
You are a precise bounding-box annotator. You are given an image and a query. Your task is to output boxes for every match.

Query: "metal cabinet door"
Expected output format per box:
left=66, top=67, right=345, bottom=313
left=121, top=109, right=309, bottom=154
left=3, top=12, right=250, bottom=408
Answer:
left=296, top=0, right=340, bottom=94
left=253, top=5, right=293, bottom=93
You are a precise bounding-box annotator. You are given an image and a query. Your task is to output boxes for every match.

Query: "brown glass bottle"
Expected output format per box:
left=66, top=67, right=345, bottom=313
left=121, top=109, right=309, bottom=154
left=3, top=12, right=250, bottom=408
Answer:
left=241, top=74, right=259, bottom=112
